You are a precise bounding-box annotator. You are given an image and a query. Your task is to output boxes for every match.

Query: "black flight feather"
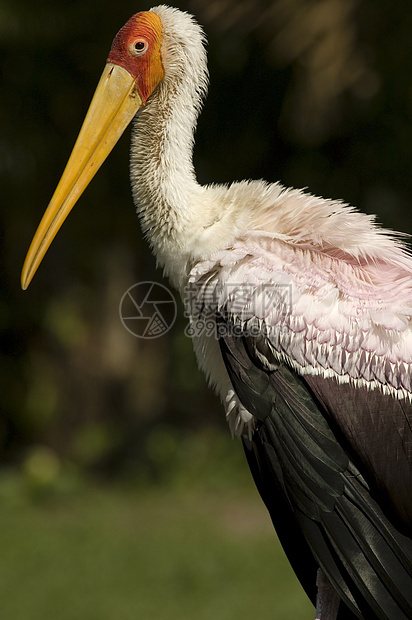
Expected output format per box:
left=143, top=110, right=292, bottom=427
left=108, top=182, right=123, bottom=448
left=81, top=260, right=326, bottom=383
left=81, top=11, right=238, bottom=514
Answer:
left=218, top=316, right=412, bottom=619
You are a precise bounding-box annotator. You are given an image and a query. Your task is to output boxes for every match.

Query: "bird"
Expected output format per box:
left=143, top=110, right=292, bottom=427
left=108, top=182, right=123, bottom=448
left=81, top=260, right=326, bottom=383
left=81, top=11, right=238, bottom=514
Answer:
left=21, top=5, right=412, bottom=619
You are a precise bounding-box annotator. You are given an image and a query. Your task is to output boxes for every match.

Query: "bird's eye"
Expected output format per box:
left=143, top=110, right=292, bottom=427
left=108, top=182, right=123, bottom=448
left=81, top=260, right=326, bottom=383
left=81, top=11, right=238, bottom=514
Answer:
left=131, top=39, right=149, bottom=56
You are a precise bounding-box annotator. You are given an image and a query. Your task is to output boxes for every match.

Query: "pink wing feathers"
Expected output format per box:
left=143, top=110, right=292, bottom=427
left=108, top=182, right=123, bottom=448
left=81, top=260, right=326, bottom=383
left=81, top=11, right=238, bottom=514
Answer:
left=189, top=232, right=412, bottom=398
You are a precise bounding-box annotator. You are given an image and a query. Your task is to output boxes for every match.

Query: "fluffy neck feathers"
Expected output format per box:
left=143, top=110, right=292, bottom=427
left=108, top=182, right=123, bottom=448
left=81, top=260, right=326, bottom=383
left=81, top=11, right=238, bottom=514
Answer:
left=129, top=6, right=208, bottom=276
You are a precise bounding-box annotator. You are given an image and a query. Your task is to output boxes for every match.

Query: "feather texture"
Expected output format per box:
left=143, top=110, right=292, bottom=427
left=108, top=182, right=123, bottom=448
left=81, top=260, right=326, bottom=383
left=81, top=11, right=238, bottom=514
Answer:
left=188, top=221, right=412, bottom=400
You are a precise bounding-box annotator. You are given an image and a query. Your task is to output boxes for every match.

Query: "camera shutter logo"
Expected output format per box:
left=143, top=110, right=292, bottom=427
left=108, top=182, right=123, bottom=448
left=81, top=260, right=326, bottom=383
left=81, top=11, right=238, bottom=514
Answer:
left=119, top=282, right=177, bottom=338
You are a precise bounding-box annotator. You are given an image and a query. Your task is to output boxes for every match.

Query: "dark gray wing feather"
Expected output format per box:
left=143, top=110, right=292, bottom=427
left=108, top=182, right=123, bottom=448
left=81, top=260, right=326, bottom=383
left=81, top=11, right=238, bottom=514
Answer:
left=218, top=317, right=412, bottom=619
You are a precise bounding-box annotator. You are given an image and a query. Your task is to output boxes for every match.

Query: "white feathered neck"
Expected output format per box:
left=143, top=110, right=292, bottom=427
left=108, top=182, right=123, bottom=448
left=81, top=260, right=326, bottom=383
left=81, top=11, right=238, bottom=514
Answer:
left=129, top=6, right=208, bottom=283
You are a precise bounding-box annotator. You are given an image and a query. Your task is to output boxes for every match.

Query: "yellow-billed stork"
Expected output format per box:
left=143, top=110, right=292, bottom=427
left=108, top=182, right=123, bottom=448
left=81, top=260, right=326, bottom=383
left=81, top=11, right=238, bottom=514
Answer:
left=21, top=6, right=412, bottom=619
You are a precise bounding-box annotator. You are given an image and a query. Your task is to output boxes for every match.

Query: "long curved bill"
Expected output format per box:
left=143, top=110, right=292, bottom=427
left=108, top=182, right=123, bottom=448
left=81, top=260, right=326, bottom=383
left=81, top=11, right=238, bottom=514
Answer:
left=21, top=63, right=142, bottom=290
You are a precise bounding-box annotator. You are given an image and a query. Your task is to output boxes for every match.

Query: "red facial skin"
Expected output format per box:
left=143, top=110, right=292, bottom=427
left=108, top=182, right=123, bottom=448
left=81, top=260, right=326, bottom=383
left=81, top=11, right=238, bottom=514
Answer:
left=107, top=12, right=164, bottom=103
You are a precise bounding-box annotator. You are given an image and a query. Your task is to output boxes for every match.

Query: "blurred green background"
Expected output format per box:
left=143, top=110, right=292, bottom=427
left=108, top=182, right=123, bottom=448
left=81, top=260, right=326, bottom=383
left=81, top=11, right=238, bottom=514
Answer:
left=2, top=0, right=412, bottom=617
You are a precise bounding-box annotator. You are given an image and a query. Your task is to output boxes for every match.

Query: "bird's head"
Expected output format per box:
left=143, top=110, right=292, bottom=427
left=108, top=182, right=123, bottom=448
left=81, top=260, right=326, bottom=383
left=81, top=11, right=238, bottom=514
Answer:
left=107, top=11, right=164, bottom=104
left=21, top=6, right=206, bottom=290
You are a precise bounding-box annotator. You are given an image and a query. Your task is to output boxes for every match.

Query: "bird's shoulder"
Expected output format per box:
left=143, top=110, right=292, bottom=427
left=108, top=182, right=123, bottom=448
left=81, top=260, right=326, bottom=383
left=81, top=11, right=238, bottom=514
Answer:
left=188, top=182, right=412, bottom=397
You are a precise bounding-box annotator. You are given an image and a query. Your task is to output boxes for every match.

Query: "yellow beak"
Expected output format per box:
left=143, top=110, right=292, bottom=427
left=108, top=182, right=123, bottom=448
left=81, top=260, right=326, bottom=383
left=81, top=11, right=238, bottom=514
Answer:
left=21, top=63, right=142, bottom=290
